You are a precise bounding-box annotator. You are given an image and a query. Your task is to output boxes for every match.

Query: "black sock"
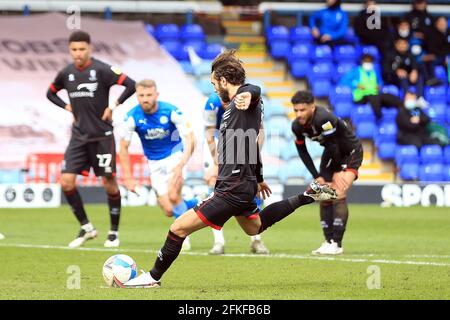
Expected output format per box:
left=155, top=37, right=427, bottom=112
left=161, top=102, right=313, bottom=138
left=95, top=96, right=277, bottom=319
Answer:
left=320, top=201, right=334, bottom=242
left=150, top=230, right=185, bottom=281
left=258, top=195, right=314, bottom=233
left=64, top=188, right=89, bottom=226
left=332, top=199, right=349, bottom=247
left=107, top=191, right=121, bottom=232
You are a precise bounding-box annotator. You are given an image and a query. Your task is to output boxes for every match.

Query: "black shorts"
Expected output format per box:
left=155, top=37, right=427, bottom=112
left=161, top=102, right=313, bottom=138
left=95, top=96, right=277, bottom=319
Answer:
left=62, top=135, right=116, bottom=177
left=320, top=146, right=363, bottom=182
left=194, top=179, right=259, bottom=230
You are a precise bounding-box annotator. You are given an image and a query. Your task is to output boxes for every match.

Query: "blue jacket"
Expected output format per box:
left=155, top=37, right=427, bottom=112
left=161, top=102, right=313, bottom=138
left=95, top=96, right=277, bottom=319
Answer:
left=309, top=7, right=348, bottom=41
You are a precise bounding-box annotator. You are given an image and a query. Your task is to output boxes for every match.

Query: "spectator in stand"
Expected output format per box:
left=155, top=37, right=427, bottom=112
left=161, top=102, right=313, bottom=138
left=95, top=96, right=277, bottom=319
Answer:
left=354, top=0, right=391, bottom=57
left=395, top=18, right=442, bottom=87
left=405, top=0, right=434, bottom=41
left=309, top=0, right=349, bottom=46
left=383, top=37, right=427, bottom=107
left=424, top=16, right=450, bottom=75
left=396, top=91, right=440, bottom=148
left=343, top=54, right=403, bottom=121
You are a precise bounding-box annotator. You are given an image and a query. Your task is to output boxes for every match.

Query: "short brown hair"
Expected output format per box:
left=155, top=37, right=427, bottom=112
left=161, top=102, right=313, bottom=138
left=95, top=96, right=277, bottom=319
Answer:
left=211, top=49, right=246, bottom=86
left=136, top=79, right=157, bottom=90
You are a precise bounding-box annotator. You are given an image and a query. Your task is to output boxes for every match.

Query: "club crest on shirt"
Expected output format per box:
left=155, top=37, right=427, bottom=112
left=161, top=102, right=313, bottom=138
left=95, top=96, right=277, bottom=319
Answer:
left=89, top=70, right=97, bottom=81
left=159, top=116, right=169, bottom=124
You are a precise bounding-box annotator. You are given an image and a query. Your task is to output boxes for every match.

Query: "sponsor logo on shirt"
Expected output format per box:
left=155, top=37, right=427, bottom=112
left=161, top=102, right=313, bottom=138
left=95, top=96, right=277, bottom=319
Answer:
left=144, top=128, right=170, bottom=140
left=69, top=82, right=98, bottom=98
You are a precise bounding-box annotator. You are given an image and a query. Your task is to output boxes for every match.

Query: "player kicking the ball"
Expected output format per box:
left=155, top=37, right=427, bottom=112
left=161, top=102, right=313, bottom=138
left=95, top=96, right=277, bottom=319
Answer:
left=119, top=79, right=198, bottom=250
left=204, top=92, right=269, bottom=255
left=121, top=50, right=337, bottom=288
left=47, top=31, right=136, bottom=248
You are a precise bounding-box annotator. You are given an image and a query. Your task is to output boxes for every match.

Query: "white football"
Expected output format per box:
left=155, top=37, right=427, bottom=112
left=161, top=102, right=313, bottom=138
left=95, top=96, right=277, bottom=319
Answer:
left=102, top=254, right=137, bottom=287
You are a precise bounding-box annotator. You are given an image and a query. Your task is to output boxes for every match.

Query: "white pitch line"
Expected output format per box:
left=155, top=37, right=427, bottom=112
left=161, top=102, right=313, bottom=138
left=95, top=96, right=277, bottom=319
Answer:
left=1, top=242, right=450, bottom=267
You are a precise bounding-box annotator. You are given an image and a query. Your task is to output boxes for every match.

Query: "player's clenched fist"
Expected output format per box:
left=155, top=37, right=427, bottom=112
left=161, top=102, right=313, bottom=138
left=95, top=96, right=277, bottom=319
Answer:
left=234, top=92, right=252, bottom=110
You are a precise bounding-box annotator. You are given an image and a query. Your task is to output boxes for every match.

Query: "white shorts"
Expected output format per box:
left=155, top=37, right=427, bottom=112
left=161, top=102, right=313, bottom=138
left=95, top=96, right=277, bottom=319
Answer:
left=148, top=152, right=185, bottom=196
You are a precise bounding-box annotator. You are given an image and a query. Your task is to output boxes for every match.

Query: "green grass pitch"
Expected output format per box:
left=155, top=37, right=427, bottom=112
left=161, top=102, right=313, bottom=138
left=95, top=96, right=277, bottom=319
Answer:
left=0, top=204, right=449, bottom=300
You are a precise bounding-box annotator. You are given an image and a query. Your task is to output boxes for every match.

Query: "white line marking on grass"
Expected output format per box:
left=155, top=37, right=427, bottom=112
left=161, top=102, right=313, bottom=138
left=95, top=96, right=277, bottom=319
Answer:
left=1, top=243, right=449, bottom=267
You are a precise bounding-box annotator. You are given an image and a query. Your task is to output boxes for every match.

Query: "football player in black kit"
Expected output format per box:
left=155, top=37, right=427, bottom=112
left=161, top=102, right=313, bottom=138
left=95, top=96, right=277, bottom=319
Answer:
left=121, top=50, right=337, bottom=288
left=291, top=91, right=363, bottom=255
left=46, top=31, right=136, bottom=248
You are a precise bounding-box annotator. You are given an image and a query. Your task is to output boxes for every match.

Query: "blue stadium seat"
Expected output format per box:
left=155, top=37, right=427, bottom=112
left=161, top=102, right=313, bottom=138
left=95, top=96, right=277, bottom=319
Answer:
left=145, top=24, right=154, bottom=36
left=196, top=77, right=214, bottom=95
left=375, top=121, right=398, bottom=145
left=330, top=85, right=353, bottom=105
left=447, top=106, right=450, bottom=122
left=355, top=120, right=376, bottom=139
left=420, top=145, right=443, bottom=164
left=290, top=60, right=310, bottom=78
left=288, top=43, right=312, bottom=78
left=334, top=101, right=353, bottom=118
left=359, top=45, right=380, bottom=62
left=334, top=62, right=356, bottom=83
left=308, top=62, right=334, bottom=81
left=199, top=43, right=223, bottom=60
left=281, top=143, right=300, bottom=161
left=160, top=40, right=184, bottom=60
left=270, top=40, right=291, bottom=59
left=263, top=164, right=282, bottom=183
left=264, top=102, right=287, bottom=118
left=305, top=139, right=324, bottom=158
left=311, top=79, right=332, bottom=98
left=279, top=159, right=313, bottom=183
left=399, top=163, right=419, bottom=180
left=434, top=65, right=447, bottom=82
left=447, top=89, right=450, bottom=104
left=381, top=108, right=398, bottom=122
left=179, top=61, right=194, bottom=74
left=290, top=26, right=312, bottom=44
left=378, top=141, right=397, bottom=160
left=381, top=85, right=400, bottom=97
left=180, top=24, right=205, bottom=41
left=444, top=145, right=450, bottom=165
left=265, top=137, right=288, bottom=158
left=425, top=103, right=447, bottom=124
left=419, top=163, right=444, bottom=182
left=288, top=43, right=312, bottom=63
left=333, top=45, right=357, bottom=63
left=444, top=165, right=450, bottom=181
left=351, top=103, right=375, bottom=123
left=155, top=24, right=180, bottom=42
left=395, top=145, right=419, bottom=166
left=310, top=45, right=332, bottom=62
left=267, top=25, right=290, bottom=42
left=425, top=86, right=446, bottom=103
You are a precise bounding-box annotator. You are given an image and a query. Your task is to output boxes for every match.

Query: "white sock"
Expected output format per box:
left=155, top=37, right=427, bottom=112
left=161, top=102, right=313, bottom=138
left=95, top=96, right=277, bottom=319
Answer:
left=108, top=231, right=118, bottom=236
left=184, top=236, right=191, bottom=245
left=250, top=234, right=261, bottom=242
left=81, top=223, right=94, bottom=232
left=212, top=229, right=225, bottom=245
